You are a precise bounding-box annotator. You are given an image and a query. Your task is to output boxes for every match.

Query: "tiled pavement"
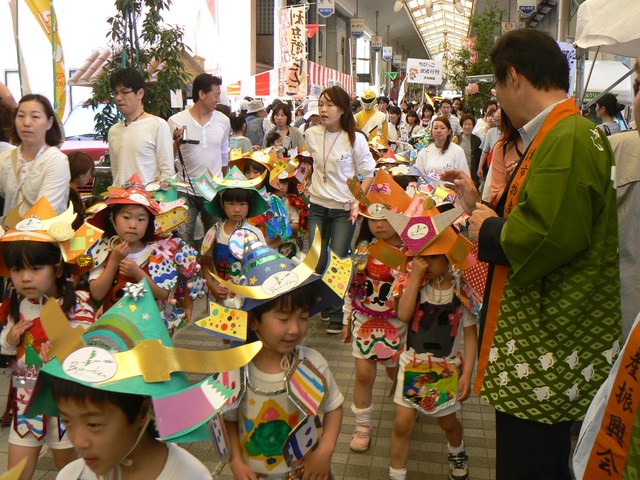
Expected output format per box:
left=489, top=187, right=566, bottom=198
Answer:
left=0, top=301, right=502, bottom=480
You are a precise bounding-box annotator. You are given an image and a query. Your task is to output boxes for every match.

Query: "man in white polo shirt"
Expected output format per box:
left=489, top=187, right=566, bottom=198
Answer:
left=168, top=74, right=230, bottom=247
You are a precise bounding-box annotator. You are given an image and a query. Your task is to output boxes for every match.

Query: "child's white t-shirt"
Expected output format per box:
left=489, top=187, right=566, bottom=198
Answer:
left=56, top=443, right=212, bottom=479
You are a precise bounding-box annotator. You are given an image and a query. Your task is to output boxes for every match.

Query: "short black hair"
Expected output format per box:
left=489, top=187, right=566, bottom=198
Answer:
left=16, top=94, right=63, bottom=146
left=490, top=29, right=569, bottom=92
left=271, top=103, right=292, bottom=125
left=218, top=188, right=254, bottom=219
left=440, top=98, right=453, bottom=107
left=192, top=74, right=222, bottom=104
left=104, top=204, right=155, bottom=242
left=110, top=67, right=146, bottom=93
left=377, top=96, right=390, bottom=105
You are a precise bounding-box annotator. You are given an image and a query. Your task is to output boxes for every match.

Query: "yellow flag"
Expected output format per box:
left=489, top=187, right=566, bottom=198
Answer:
left=24, top=0, right=66, bottom=121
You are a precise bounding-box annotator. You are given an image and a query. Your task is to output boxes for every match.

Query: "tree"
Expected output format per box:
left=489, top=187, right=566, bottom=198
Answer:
left=448, top=2, right=504, bottom=113
left=89, top=0, right=189, bottom=140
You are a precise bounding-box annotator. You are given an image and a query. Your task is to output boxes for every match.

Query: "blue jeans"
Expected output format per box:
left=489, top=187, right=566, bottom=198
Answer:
left=178, top=192, right=218, bottom=249
left=308, top=203, right=355, bottom=324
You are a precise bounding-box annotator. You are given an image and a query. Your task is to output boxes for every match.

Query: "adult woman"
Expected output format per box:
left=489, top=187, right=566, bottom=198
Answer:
left=0, top=94, right=70, bottom=217
left=405, top=110, right=424, bottom=140
left=420, top=103, right=435, bottom=130
left=262, top=103, right=305, bottom=154
left=414, top=116, right=469, bottom=176
left=387, top=106, right=405, bottom=143
left=595, top=93, right=624, bottom=135
left=305, top=86, right=375, bottom=334
left=452, top=114, right=482, bottom=187
left=486, top=110, right=523, bottom=203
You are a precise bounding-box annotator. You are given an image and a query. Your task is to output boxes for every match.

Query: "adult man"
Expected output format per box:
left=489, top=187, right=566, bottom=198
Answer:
left=108, top=68, right=175, bottom=186
left=245, top=100, right=267, bottom=147
left=377, top=96, right=390, bottom=116
left=442, top=29, right=621, bottom=479
left=168, top=74, right=230, bottom=247
left=354, top=90, right=388, bottom=141
left=439, top=98, right=462, bottom=136
left=452, top=96, right=463, bottom=117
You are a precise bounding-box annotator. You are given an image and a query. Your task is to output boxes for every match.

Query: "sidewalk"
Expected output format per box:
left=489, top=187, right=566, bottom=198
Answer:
left=1, top=310, right=499, bottom=479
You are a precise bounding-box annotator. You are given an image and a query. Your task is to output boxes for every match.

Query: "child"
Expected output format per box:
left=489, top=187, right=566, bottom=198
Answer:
left=202, top=229, right=349, bottom=479
left=198, top=166, right=268, bottom=305
left=229, top=114, right=254, bottom=154
left=342, top=170, right=411, bottom=453
left=0, top=197, right=102, bottom=479
left=87, top=174, right=203, bottom=328
left=67, top=150, right=95, bottom=230
left=25, top=278, right=260, bottom=479
left=389, top=204, right=477, bottom=480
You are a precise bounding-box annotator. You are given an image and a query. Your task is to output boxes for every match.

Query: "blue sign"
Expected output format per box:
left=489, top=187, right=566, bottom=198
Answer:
left=318, top=0, right=335, bottom=18
left=518, top=6, right=536, bottom=15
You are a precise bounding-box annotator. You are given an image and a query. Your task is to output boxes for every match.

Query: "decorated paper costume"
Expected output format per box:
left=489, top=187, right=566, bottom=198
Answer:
left=474, top=99, right=622, bottom=424
left=0, top=198, right=102, bottom=442
left=86, top=175, right=205, bottom=329
left=192, top=229, right=350, bottom=477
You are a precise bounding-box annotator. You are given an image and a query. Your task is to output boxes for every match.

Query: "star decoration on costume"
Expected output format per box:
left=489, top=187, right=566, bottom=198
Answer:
left=142, top=313, right=150, bottom=319
left=279, top=263, right=287, bottom=268
left=123, top=282, right=146, bottom=301
left=265, top=266, right=271, bottom=272
left=129, top=304, right=138, bottom=312
left=250, top=276, right=257, bottom=285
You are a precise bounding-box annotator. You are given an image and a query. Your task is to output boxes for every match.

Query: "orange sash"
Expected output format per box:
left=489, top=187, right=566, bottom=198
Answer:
left=582, top=324, right=640, bottom=479
left=473, top=98, right=580, bottom=395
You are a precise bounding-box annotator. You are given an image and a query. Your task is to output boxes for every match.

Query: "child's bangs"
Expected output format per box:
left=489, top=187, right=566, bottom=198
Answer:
left=243, top=160, right=267, bottom=174
left=2, top=241, right=61, bottom=269
left=221, top=188, right=253, bottom=204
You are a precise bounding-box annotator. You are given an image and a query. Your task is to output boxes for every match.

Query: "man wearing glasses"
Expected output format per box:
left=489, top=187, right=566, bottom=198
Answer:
left=108, top=67, right=175, bottom=186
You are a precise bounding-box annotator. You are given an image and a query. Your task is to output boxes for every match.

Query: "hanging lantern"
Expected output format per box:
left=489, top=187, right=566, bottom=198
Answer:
left=351, top=17, right=365, bottom=38
left=371, top=35, right=383, bottom=52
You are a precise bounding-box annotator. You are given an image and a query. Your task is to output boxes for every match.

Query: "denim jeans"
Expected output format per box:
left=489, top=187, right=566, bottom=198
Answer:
left=307, top=203, right=355, bottom=324
left=178, top=192, right=218, bottom=249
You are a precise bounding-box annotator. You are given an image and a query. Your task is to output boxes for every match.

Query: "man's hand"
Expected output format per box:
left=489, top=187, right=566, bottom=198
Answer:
left=468, top=202, right=498, bottom=242
left=441, top=169, right=482, bottom=215
left=172, top=126, right=184, bottom=144
left=350, top=201, right=360, bottom=224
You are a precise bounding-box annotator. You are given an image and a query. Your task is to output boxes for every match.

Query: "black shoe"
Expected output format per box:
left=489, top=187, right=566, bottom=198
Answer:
left=448, top=451, right=469, bottom=480
left=319, top=308, right=331, bottom=322
left=326, top=321, right=343, bottom=334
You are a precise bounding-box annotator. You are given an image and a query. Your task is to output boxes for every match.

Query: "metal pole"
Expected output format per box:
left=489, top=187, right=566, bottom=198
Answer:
left=557, top=0, right=570, bottom=42
left=386, top=24, right=391, bottom=97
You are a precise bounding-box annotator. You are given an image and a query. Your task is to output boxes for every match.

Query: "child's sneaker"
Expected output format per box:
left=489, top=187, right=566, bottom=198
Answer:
left=448, top=451, right=469, bottom=480
left=349, top=425, right=372, bottom=452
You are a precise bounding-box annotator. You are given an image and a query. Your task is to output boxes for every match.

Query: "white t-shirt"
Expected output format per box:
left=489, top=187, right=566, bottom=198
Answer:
left=108, top=115, right=175, bottom=186
left=0, top=145, right=70, bottom=215
left=414, top=142, right=470, bottom=177
left=56, top=443, right=212, bottom=479
left=168, top=108, right=230, bottom=193
left=480, top=127, right=502, bottom=153
left=304, top=126, right=375, bottom=210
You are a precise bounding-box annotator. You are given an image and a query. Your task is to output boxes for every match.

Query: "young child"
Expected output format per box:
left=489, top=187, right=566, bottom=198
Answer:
left=342, top=170, right=411, bottom=453
left=25, top=278, right=260, bottom=480
left=0, top=197, right=102, bottom=479
left=198, top=166, right=268, bottom=306
left=87, top=174, right=203, bottom=328
left=67, top=150, right=95, bottom=230
left=389, top=204, right=477, bottom=480
left=203, top=230, right=350, bottom=479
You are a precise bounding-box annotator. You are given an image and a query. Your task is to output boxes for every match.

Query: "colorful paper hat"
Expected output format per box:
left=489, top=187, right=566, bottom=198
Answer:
left=228, top=147, right=278, bottom=175
left=0, top=197, right=103, bottom=276
left=86, top=174, right=189, bottom=236
left=197, top=228, right=352, bottom=341
left=201, top=166, right=270, bottom=218
left=347, top=170, right=412, bottom=220
left=26, top=279, right=262, bottom=442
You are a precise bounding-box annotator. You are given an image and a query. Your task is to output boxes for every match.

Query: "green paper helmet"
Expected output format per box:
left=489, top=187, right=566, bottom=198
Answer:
left=202, top=166, right=270, bottom=218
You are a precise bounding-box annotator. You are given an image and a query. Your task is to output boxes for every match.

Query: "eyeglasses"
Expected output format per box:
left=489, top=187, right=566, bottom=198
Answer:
left=110, top=89, right=135, bottom=99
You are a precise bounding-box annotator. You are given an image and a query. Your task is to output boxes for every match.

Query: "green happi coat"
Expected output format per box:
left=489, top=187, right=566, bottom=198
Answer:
left=477, top=113, right=622, bottom=424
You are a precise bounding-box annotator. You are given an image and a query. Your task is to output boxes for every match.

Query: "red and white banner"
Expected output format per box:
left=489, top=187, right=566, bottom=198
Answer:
left=307, top=61, right=353, bottom=97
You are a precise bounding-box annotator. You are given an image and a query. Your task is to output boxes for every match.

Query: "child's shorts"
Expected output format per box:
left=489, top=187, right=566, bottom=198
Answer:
left=9, top=416, right=73, bottom=449
left=393, top=348, right=462, bottom=418
left=350, top=315, right=405, bottom=368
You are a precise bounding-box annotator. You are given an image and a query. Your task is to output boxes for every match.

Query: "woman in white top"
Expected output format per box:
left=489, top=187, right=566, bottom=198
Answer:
left=0, top=94, right=70, bottom=217
left=305, top=85, right=375, bottom=333
left=414, top=116, right=470, bottom=177
left=387, top=106, right=405, bottom=143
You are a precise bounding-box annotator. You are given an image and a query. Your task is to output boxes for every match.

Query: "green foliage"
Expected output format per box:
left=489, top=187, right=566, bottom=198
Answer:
left=448, top=2, right=504, bottom=113
left=89, top=0, right=189, bottom=140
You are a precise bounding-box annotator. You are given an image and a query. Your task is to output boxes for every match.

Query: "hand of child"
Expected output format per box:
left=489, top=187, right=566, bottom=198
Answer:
left=410, top=257, right=429, bottom=278
left=210, top=282, right=229, bottom=302
left=228, top=459, right=258, bottom=480
left=119, top=259, right=144, bottom=280
left=111, top=241, right=131, bottom=263
left=6, top=320, right=33, bottom=346
left=302, top=443, right=333, bottom=479
left=39, top=341, right=52, bottom=362
left=457, top=372, right=472, bottom=401
left=341, top=325, right=351, bottom=344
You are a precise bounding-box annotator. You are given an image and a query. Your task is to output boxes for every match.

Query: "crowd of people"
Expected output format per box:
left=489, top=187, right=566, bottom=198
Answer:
left=0, top=27, right=638, bottom=480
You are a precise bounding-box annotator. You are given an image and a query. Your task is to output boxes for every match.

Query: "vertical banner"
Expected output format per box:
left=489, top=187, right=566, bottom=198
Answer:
left=350, top=17, right=365, bottom=38
left=382, top=46, right=393, bottom=62
left=24, top=0, right=66, bottom=120
left=317, top=0, right=335, bottom=18
left=371, top=35, right=383, bottom=52
left=9, top=0, right=32, bottom=98
left=392, top=54, right=402, bottom=68
left=279, top=6, right=307, bottom=99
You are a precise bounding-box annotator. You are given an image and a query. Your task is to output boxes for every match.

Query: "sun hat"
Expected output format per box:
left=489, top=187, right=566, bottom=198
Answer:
left=246, top=99, right=265, bottom=114
left=0, top=197, right=104, bottom=276
left=26, top=278, right=262, bottom=442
